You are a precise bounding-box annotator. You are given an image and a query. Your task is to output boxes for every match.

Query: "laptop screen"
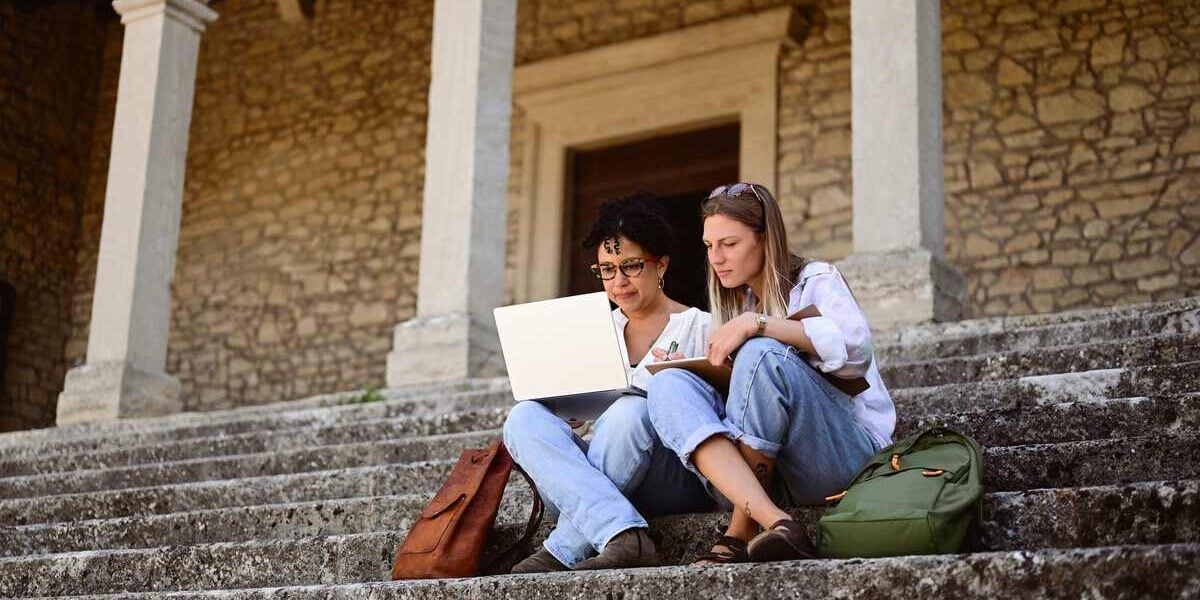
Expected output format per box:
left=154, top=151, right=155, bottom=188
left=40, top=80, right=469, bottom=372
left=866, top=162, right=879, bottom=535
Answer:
left=493, top=292, right=630, bottom=401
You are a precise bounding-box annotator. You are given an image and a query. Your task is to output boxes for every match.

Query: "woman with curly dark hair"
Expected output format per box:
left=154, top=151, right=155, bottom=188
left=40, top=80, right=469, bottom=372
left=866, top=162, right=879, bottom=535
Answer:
left=503, top=193, right=715, bottom=573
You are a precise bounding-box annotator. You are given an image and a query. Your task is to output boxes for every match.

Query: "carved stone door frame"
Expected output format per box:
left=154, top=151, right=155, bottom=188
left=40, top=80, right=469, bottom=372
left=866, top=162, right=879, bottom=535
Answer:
left=510, top=7, right=806, bottom=301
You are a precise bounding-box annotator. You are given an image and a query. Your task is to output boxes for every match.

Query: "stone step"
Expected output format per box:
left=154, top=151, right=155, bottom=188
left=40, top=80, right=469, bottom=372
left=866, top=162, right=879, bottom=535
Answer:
left=1, top=329, right=1193, bottom=464
left=2, top=473, right=1194, bottom=559
left=875, top=296, right=1199, bottom=353
left=1, top=478, right=1197, bottom=597
left=6, top=364, right=1193, bottom=477
left=0, top=388, right=515, bottom=463
left=3, top=324, right=1193, bottom=462
left=876, top=297, right=1200, bottom=364
left=4, top=392, right=1197, bottom=499
left=901, top=393, right=1200, bottom=447
left=41, top=544, right=1199, bottom=600
left=0, top=379, right=506, bottom=451
left=892, top=361, right=1200, bottom=415
left=881, top=332, right=1199, bottom=389
left=0, top=427, right=502, bottom=500
left=0, top=404, right=514, bottom=477
left=3, top=432, right=1197, bottom=526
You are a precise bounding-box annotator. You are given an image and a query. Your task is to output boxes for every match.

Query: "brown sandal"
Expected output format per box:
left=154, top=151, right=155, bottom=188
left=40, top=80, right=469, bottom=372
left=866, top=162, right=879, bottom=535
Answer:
left=693, top=535, right=750, bottom=565
left=746, top=519, right=816, bottom=562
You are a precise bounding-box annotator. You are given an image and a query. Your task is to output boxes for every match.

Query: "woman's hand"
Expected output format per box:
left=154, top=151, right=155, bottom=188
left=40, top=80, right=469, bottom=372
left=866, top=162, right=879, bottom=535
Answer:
left=651, top=348, right=686, bottom=362
left=706, top=312, right=760, bottom=367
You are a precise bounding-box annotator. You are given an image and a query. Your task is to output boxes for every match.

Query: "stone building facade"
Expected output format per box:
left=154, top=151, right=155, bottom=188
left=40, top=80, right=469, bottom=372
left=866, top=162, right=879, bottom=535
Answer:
left=0, top=2, right=110, bottom=431
left=1, top=0, right=1198, bottom=431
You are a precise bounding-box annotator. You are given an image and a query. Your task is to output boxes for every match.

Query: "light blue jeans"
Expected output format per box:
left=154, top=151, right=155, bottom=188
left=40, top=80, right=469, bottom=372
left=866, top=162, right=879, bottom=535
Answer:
left=646, top=337, right=881, bottom=505
left=502, top=396, right=715, bottom=567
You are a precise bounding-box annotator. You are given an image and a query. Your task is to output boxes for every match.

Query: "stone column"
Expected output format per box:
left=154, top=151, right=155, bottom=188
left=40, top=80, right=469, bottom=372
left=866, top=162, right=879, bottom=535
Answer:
left=837, top=0, right=964, bottom=331
left=385, top=0, right=516, bottom=387
left=57, top=0, right=217, bottom=424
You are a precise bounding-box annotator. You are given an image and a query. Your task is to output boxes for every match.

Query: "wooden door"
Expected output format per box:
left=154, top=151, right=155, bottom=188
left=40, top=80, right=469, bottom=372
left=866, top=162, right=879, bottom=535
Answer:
left=567, top=123, right=739, bottom=310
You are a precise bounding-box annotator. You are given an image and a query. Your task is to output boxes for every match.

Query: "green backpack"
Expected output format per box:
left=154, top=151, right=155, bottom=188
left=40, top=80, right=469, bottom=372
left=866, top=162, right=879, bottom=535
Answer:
left=816, top=426, right=984, bottom=558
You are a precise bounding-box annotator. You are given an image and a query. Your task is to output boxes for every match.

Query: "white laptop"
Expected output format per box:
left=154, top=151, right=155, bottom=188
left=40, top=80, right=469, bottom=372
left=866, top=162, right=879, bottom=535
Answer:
left=493, top=292, right=640, bottom=420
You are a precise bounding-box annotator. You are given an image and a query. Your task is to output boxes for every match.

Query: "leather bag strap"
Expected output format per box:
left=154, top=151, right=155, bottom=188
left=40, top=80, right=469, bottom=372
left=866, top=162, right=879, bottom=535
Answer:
left=481, top=454, right=544, bottom=574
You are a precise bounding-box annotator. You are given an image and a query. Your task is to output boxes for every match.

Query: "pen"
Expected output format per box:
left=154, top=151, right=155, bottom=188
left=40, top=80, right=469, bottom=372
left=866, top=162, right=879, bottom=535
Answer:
left=666, top=341, right=678, bottom=356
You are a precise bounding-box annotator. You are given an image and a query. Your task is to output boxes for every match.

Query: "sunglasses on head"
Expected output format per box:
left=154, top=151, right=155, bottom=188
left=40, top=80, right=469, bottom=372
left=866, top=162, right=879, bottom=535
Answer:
left=708, top=182, right=766, bottom=204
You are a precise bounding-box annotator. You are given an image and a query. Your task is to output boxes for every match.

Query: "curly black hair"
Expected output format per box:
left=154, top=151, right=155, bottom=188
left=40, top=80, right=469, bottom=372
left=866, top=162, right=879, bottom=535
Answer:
left=581, top=192, right=674, bottom=258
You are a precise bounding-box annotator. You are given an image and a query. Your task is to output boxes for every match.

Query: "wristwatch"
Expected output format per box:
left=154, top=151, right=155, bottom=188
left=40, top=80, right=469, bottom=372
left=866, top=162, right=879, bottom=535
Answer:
left=754, top=312, right=769, bottom=337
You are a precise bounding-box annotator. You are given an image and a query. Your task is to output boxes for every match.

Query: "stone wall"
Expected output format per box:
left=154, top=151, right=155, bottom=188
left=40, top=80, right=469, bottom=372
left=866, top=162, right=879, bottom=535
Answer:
left=507, top=0, right=1200, bottom=317
left=0, top=2, right=108, bottom=431
left=52, top=0, right=1199, bottom=421
left=69, top=0, right=432, bottom=412
left=940, top=0, right=1200, bottom=315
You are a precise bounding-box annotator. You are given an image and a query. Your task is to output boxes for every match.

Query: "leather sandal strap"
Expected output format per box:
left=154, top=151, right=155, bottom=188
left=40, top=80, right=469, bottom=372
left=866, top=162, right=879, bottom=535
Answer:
left=695, top=535, right=749, bottom=564
left=762, top=518, right=816, bottom=559
left=716, top=535, right=748, bottom=553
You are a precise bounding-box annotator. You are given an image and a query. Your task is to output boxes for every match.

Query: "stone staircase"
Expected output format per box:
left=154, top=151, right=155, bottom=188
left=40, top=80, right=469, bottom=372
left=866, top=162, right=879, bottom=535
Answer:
left=1, top=298, right=1198, bottom=598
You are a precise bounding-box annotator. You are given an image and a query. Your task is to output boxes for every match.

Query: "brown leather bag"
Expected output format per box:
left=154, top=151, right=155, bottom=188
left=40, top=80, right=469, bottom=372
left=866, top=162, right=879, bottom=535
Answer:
left=391, top=440, right=543, bottom=580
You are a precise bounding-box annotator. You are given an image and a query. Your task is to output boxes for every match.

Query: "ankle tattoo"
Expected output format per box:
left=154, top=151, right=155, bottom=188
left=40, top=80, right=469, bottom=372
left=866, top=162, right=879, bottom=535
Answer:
left=753, top=462, right=769, bottom=485
left=743, top=500, right=752, bottom=518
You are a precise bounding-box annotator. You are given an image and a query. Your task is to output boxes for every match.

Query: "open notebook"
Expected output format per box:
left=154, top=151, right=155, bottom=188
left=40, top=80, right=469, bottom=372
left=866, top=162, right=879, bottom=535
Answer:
left=645, top=305, right=871, bottom=397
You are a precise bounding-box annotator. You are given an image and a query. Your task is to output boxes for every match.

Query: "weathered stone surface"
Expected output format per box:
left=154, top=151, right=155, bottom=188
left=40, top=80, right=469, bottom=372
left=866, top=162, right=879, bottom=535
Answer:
left=0, top=406, right=511, bottom=478
left=0, top=423, right=503, bottom=500
left=0, top=2, right=109, bottom=431
left=0, top=383, right=508, bottom=462
left=902, top=394, right=1200, bottom=448
left=2, top=543, right=1197, bottom=598
left=1036, top=90, right=1107, bottom=124
left=2, top=480, right=1197, bottom=593
left=878, top=298, right=1200, bottom=364
left=1109, top=84, right=1156, bottom=111
left=1, top=296, right=1199, bottom=597
left=10, top=0, right=1200, bottom=433
left=0, top=461, right=455, bottom=526
left=882, top=332, right=1200, bottom=389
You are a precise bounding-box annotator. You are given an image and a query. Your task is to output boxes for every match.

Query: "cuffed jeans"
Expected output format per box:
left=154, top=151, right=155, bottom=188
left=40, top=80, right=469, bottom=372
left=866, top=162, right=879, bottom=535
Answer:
left=646, top=337, right=881, bottom=505
left=502, top=396, right=715, bottom=567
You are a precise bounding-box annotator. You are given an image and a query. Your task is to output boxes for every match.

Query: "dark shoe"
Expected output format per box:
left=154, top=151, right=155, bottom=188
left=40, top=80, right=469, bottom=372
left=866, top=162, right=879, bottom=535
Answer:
left=510, top=547, right=570, bottom=574
left=692, top=535, right=750, bottom=566
left=747, top=519, right=816, bottom=562
left=574, top=528, right=660, bottom=570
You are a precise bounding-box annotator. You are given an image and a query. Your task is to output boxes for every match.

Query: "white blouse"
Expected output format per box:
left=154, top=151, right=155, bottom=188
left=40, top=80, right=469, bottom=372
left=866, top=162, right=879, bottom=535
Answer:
left=612, top=306, right=712, bottom=391
left=786, top=261, right=896, bottom=448
left=745, top=261, right=896, bottom=448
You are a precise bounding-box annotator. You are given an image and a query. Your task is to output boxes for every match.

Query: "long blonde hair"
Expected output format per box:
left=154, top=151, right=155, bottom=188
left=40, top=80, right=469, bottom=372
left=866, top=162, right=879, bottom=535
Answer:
left=702, top=183, right=807, bottom=328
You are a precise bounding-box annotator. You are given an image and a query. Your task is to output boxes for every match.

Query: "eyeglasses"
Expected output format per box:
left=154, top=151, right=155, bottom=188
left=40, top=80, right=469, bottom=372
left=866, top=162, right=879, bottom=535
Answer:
left=590, top=256, right=656, bottom=280
left=708, top=182, right=766, bottom=204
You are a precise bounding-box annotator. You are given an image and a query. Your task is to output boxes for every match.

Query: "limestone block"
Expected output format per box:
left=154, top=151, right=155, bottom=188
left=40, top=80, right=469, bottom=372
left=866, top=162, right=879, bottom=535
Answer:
left=837, top=249, right=965, bottom=331
left=1179, top=236, right=1200, bottom=266
left=1109, top=85, right=1156, bottom=112
left=57, top=361, right=182, bottom=424
left=1113, top=256, right=1172, bottom=281
left=385, top=313, right=504, bottom=386
left=1173, top=127, right=1200, bottom=154
left=997, top=57, right=1033, bottom=86
left=946, top=73, right=993, bottom=106
left=1037, top=90, right=1107, bottom=124
left=1090, top=34, right=1126, bottom=67
left=944, top=31, right=980, bottom=52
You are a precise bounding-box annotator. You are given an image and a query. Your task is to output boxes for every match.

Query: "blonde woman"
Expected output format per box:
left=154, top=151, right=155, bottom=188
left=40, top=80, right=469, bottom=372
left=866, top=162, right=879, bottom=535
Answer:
left=646, top=183, right=895, bottom=564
